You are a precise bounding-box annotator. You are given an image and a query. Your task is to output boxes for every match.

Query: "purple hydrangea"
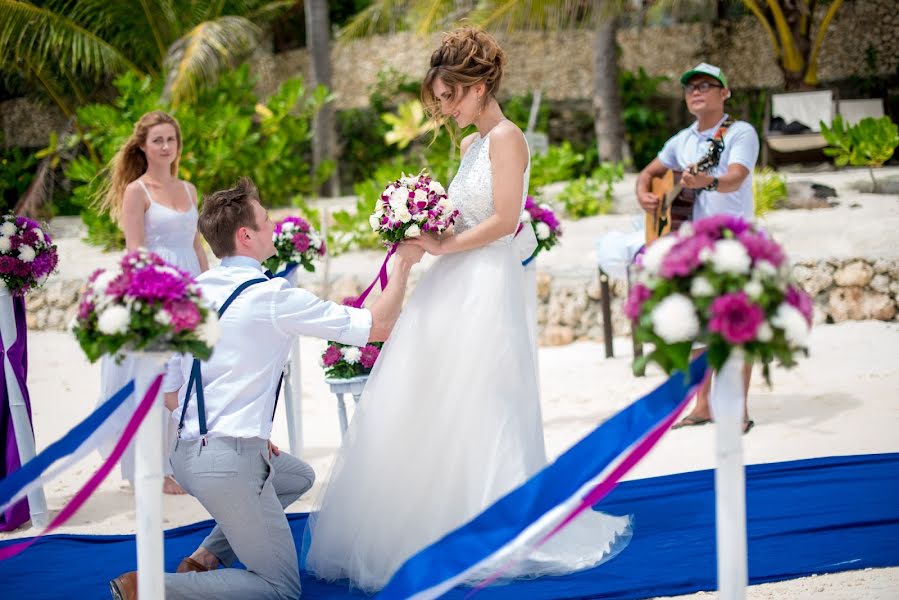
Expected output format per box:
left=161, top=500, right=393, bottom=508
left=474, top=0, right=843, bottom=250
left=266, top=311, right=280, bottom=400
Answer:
left=709, top=291, right=765, bottom=344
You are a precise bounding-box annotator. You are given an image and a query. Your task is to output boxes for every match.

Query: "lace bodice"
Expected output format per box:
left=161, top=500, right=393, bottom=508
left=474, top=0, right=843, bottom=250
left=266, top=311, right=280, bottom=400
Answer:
left=447, top=130, right=530, bottom=244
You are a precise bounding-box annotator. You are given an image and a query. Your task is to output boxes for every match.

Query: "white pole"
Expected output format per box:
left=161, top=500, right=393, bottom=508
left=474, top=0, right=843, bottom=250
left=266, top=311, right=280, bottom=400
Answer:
left=283, top=269, right=303, bottom=456
left=133, top=352, right=168, bottom=600
left=709, top=349, right=748, bottom=600
left=0, top=290, right=49, bottom=528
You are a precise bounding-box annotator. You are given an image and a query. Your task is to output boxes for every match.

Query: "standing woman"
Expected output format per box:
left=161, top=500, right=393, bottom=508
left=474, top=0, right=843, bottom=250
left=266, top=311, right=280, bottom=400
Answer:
left=98, top=110, right=208, bottom=494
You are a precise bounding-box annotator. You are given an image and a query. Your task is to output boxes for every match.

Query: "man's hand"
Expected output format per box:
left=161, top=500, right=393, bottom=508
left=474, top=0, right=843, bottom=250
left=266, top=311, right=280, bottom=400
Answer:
left=268, top=440, right=280, bottom=459
left=681, top=170, right=714, bottom=190
left=395, top=241, right=425, bottom=264
left=637, top=190, right=660, bottom=213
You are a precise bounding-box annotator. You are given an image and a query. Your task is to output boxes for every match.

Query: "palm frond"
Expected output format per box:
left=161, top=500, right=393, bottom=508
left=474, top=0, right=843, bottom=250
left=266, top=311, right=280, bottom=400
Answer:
left=0, top=0, right=142, bottom=77
left=409, top=0, right=457, bottom=35
left=162, top=15, right=261, bottom=106
left=337, top=0, right=411, bottom=41
left=245, top=0, right=298, bottom=22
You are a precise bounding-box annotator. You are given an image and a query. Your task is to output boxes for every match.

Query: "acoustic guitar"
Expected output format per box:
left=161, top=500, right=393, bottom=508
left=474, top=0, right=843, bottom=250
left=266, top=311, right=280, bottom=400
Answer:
left=644, top=120, right=731, bottom=245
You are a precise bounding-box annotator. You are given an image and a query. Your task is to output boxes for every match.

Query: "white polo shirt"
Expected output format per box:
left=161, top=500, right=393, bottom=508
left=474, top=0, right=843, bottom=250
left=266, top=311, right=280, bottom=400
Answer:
left=657, top=114, right=759, bottom=221
left=168, top=256, right=372, bottom=440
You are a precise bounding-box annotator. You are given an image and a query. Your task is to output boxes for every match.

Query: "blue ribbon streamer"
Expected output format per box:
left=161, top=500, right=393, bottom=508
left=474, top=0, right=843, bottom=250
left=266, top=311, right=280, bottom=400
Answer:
left=377, top=356, right=707, bottom=599
left=0, top=380, right=135, bottom=508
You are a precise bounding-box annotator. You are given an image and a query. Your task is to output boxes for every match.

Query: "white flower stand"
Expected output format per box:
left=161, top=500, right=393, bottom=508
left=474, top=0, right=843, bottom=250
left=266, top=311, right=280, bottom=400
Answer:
left=324, top=375, right=368, bottom=440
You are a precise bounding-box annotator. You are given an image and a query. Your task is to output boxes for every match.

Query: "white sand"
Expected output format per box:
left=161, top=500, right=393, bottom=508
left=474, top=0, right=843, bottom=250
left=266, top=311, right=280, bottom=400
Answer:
left=3, top=166, right=898, bottom=598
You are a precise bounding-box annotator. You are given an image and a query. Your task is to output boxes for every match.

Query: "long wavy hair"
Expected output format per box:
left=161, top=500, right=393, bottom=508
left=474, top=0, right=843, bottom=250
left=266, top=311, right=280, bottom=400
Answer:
left=98, top=111, right=182, bottom=221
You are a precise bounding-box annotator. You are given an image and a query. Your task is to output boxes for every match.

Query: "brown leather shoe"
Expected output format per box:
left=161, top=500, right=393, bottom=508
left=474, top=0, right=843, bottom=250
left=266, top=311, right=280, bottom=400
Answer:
left=109, top=571, right=137, bottom=600
left=176, top=557, right=211, bottom=573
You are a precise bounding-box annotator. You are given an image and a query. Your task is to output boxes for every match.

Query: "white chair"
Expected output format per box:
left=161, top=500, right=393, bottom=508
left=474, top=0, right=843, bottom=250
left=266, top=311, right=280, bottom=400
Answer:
left=764, top=90, right=834, bottom=159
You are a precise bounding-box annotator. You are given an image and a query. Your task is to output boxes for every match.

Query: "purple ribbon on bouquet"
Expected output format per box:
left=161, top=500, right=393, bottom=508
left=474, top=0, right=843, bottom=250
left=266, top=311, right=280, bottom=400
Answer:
left=352, top=244, right=398, bottom=308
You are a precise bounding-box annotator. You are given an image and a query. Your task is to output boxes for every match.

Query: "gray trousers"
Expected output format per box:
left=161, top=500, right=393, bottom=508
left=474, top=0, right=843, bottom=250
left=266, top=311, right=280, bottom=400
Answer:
left=164, top=436, right=315, bottom=600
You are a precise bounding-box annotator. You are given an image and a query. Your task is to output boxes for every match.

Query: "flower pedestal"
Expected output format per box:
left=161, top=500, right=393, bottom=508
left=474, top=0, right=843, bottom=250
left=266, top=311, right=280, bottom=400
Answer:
left=132, top=352, right=169, bottom=600
left=324, top=376, right=368, bottom=440
left=710, top=349, right=748, bottom=599
left=282, top=269, right=304, bottom=456
left=0, top=289, right=49, bottom=528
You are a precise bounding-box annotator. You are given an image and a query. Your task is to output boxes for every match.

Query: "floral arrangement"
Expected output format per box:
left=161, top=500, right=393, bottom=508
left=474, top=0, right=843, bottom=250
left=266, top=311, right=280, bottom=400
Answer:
left=263, top=215, right=325, bottom=275
left=72, top=249, right=219, bottom=362
left=321, top=341, right=383, bottom=379
left=520, top=196, right=562, bottom=259
left=369, top=172, right=458, bottom=245
left=625, top=215, right=812, bottom=381
left=0, top=215, right=59, bottom=296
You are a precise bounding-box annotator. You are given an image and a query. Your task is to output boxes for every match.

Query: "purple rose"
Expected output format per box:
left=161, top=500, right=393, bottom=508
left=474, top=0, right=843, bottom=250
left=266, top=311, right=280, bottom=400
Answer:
left=659, top=234, right=714, bottom=278
left=322, top=345, right=342, bottom=367
left=292, top=233, right=311, bottom=253
left=709, top=292, right=765, bottom=344
left=624, top=283, right=651, bottom=321
left=785, top=285, right=814, bottom=325
left=167, top=300, right=201, bottom=332
left=360, top=345, right=380, bottom=369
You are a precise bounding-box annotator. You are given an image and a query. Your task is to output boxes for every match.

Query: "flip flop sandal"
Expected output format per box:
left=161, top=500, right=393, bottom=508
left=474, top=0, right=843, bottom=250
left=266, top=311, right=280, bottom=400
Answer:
left=672, top=415, right=713, bottom=429
left=743, top=419, right=755, bottom=435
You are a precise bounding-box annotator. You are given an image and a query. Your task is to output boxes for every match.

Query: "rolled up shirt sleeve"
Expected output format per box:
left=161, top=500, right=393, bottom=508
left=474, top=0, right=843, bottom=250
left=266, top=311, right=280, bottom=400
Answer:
left=270, top=286, right=372, bottom=347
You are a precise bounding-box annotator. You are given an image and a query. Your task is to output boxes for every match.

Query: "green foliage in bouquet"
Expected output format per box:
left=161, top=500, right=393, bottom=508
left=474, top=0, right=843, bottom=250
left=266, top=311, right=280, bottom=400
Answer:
left=821, top=115, right=899, bottom=192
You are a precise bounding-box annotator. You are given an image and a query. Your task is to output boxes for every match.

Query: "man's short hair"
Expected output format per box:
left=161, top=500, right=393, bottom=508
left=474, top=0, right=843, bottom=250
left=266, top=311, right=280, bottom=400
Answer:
left=198, top=177, right=261, bottom=258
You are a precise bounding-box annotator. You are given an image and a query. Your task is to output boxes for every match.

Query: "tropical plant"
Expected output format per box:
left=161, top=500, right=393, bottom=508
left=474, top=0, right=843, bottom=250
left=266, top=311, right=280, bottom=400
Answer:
left=530, top=142, right=585, bottom=190
left=752, top=166, right=787, bottom=216
left=821, top=115, right=899, bottom=192
left=382, top=100, right=438, bottom=149
left=619, top=67, right=670, bottom=170
left=0, top=145, right=37, bottom=213
left=559, top=162, right=624, bottom=219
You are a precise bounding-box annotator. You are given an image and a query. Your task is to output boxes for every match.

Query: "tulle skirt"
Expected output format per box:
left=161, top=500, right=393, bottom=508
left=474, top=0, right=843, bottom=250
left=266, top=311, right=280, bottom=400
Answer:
left=302, top=241, right=631, bottom=592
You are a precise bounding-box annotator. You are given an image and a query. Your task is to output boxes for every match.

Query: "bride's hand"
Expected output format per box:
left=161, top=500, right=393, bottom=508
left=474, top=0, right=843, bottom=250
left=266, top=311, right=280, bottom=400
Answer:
left=407, top=232, right=443, bottom=255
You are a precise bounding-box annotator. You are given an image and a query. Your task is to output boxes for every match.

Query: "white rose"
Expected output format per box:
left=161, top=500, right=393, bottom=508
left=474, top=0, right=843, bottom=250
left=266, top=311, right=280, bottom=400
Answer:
left=710, top=239, right=751, bottom=275
left=97, top=305, right=131, bottom=335
left=154, top=310, right=172, bottom=326
left=399, top=174, right=418, bottom=187
left=376, top=198, right=387, bottom=213
left=369, top=214, right=381, bottom=231
left=641, top=236, right=678, bottom=276
left=197, top=312, right=221, bottom=346
left=430, top=181, right=445, bottom=195
left=341, top=346, right=361, bottom=364
left=390, top=188, right=409, bottom=211
left=405, top=223, right=421, bottom=238
left=413, top=189, right=428, bottom=204
left=771, top=303, right=809, bottom=348
left=690, top=276, right=715, bottom=297
left=535, top=222, right=551, bottom=241
left=744, top=279, right=764, bottom=299
left=413, top=212, right=427, bottom=223
left=756, top=322, right=773, bottom=342
left=520, top=211, right=532, bottom=223
left=17, top=245, right=36, bottom=263
left=0, top=222, right=17, bottom=237
left=0, top=236, right=10, bottom=252
left=650, top=294, right=699, bottom=343
left=395, top=205, right=412, bottom=224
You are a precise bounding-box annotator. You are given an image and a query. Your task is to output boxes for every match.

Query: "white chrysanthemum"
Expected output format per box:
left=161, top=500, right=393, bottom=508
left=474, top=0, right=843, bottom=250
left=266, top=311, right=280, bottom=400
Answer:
left=390, top=188, right=409, bottom=211
left=771, top=303, right=809, bottom=347
left=92, top=270, right=120, bottom=296
left=395, top=206, right=412, bottom=224
left=341, top=346, right=361, bottom=364
left=18, top=245, right=36, bottom=262
left=369, top=214, right=381, bottom=231
left=690, top=276, right=715, bottom=297
left=755, top=260, right=778, bottom=277
left=281, top=222, right=295, bottom=232
left=678, top=221, right=694, bottom=237
left=155, top=265, right=182, bottom=277
left=756, top=322, right=773, bottom=342
left=429, top=181, right=445, bottom=196
left=641, top=236, right=678, bottom=276
left=744, top=279, right=764, bottom=299
left=650, top=294, right=699, bottom=343
left=539, top=203, right=552, bottom=211
left=0, top=222, right=17, bottom=237
left=35, top=228, right=45, bottom=242
left=710, top=239, right=751, bottom=275
left=155, top=310, right=172, bottom=326
left=405, top=223, right=421, bottom=238
left=197, top=311, right=221, bottom=346
left=0, top=236, right=10, bottom=253
left=97, top=305, right=131, bottom=335
left=535, top=222, right=552, bottom=240
left=520, top=211, right=532, bottom=223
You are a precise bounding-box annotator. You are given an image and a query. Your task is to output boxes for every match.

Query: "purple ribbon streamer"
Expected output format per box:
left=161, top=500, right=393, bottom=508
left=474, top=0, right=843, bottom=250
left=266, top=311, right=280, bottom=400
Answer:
left=353, top=244, right=397, bottom=308
left=0, top=296, right=31, bottom=532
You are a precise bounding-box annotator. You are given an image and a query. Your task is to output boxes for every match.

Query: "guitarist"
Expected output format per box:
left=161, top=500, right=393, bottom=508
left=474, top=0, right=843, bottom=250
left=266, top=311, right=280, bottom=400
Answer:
left=636, top=63, right=760, bottom=434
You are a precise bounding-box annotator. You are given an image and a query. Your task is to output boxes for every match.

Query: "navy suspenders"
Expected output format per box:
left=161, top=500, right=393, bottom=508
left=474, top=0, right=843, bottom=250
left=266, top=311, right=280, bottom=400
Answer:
left=177, top=277, right=271, bottom=444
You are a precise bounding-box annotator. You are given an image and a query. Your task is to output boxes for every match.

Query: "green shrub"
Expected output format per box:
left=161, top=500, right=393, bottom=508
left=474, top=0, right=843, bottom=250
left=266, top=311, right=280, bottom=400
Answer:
left=821, top=115, right=899, bottom=192
left=752, top=167, right=787, bottom=216
left=0, top=144, right=37, bottom=213
left=620, top=68, right=670, bottom=170
left=530, top=141, right=585, bottom=189
left=560, top=162, right=624, bottom=219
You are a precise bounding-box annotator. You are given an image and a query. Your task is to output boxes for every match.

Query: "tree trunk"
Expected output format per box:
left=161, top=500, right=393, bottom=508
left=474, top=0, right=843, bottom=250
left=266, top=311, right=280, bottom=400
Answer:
left=592, top=18, right=625, bottom=164
left=305, top=0, right=339, bottom=197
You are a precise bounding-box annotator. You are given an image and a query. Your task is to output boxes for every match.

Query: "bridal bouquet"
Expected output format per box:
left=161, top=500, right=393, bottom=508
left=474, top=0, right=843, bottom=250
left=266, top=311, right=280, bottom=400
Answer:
left=263, top=215, right=326, bottom=275
left=0, top=214, right=59, bottom=296
left=625, top=215, right=812, bottom=382
left=368, top=172, right=458, bottom=245
left=520, top=196, right=562, bottom=258
left=73, top=249, right=219, bottom=363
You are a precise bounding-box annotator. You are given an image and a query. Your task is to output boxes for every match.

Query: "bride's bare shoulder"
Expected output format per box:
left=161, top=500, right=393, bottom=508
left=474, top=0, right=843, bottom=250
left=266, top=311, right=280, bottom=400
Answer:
left=488, top=121, right=528, bottom=163
left=460, top=132, right=480, bottom=157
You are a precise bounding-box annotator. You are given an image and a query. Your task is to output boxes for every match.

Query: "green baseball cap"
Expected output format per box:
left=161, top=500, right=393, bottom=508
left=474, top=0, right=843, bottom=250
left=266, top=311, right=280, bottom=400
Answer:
left=680, top=62, right=728, bottom=88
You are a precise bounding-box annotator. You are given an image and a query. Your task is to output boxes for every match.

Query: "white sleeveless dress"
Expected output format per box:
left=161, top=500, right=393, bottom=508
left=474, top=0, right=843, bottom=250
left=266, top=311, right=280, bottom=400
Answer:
left=302, top=130, right=632, bottom=592
left=98, top=180, right=201, bottom=482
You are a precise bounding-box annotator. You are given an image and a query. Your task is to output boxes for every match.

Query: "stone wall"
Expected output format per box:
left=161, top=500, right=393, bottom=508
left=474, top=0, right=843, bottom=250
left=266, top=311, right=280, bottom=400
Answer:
left=25, top=257, right=899, bottom=345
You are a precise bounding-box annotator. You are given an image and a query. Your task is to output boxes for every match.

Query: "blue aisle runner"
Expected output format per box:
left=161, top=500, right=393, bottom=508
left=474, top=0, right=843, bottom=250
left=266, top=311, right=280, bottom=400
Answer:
left=2, top=453, right=897, bottom=599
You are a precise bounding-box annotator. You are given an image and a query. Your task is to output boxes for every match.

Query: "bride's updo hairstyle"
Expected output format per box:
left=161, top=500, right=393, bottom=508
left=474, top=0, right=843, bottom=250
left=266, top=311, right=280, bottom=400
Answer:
left=421, top=27, right=507, bottom=131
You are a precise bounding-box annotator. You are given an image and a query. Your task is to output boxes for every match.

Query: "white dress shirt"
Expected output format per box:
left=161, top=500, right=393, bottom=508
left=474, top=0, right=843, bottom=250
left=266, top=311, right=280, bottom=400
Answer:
left=657, top=114, right=759, bottom=221
left=168, top=255, right=372, bottom=440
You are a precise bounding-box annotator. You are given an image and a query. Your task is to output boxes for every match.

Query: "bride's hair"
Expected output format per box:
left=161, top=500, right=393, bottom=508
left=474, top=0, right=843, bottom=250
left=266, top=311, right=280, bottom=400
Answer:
left=421, top=26, right=507, bottom=132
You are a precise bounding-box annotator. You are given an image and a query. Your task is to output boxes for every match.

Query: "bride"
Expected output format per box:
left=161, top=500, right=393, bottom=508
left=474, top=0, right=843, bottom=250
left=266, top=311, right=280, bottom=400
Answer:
left=303, top=27, right=631, bottom=592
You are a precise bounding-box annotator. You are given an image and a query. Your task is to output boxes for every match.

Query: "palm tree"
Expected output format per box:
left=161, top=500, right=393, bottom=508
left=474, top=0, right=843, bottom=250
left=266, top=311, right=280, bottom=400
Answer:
left=304, top=0, right=340, bottom=196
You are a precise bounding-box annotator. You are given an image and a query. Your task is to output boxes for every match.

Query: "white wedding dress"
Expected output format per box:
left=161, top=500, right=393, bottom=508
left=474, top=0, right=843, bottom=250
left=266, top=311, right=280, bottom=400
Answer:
left=303, top=129, right=631, bottom=592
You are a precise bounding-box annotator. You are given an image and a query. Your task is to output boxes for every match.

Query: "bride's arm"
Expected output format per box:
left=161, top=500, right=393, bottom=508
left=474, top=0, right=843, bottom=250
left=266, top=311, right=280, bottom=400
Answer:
left=412, top=126, right=528, bottom=255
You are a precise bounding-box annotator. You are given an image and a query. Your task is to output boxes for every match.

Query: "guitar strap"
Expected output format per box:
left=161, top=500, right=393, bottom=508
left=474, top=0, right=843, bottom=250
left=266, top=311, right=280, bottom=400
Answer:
left=706, top=118, right=734, bottom=168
